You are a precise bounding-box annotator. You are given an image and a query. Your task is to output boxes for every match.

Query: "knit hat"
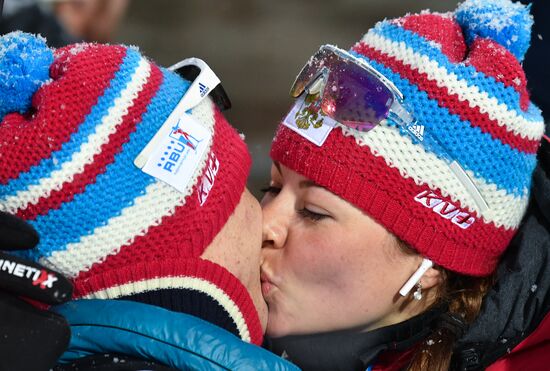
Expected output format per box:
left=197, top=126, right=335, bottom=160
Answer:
left=271, top=0, right=545, bottom=276
left=0, top=32, right=262, bottom=344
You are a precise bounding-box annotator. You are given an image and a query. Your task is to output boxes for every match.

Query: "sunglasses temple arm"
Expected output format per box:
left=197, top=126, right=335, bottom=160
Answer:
left=168, top=58, right=222, bottom=112
left=389, top=100, right=489, bottom=213
left=449, top=162, right=489, bottom=213
left=389, top=100, right=415, bottom=127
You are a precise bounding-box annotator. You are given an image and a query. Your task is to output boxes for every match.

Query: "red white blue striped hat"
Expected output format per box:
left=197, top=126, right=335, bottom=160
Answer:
left=271, top=0, right=545, bottom=276
left=0, top=32, right=262, bottom=344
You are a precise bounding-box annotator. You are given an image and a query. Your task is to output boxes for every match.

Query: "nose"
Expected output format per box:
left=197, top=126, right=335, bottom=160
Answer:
left=261, top=194, right=289, bottom=251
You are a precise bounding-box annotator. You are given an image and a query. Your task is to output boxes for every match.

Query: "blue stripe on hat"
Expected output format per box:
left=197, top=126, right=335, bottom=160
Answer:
left=22, top=69, right=190, bottom=261
left=350, top=50, right=535, bottom=197
left=371, top=22, right=542, bottom=123
left=0, top=49, right=141, bottom=199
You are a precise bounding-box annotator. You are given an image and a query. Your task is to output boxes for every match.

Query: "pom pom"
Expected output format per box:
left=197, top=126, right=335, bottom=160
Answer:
left=456, top=0, right=533, bottom=61
left=0, top=32, right=53, bottom=122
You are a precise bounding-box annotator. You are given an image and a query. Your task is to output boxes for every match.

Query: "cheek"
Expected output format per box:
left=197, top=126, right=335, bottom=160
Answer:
left=289, top=229, right=396, bottom=303
left=240, top=198, right=263, bottom=282
left=287, top=232, right=352, bottom=290
left=248, top=204, right=263, bottom=242
left=245, top=202, right=263, bottom=263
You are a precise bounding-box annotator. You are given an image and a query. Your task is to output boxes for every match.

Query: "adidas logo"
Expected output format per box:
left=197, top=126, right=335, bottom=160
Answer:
left=407, top=124, right=425, bottom=141
left=198, top=82, right=209, bottom=97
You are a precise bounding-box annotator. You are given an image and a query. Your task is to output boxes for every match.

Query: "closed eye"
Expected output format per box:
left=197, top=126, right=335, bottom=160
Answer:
left=298, top=208, right=330, bottom=222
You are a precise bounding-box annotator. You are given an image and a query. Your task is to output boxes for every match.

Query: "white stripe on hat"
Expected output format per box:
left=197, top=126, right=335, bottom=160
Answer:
left=81, top=275, right=251, bottom=342
left=361, top=31, right=545, bottom=141
left=340, top=123, right=529, bottom=229
left=0, top=58, right=152, bottom=215
left=40, top=100, right=216, bottom=277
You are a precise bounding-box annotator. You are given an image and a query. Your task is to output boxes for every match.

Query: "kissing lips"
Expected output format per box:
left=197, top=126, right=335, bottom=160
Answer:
left=260, top=270, right=276, bottom=298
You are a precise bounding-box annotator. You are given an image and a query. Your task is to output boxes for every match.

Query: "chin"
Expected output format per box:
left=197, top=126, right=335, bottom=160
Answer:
left=266, top=315, right=291, bottom=338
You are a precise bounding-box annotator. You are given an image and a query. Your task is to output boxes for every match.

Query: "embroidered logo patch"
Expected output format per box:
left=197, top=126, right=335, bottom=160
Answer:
left=414, top=190, right=476, bottom=229
left=198, top=152, right=220, bottom=206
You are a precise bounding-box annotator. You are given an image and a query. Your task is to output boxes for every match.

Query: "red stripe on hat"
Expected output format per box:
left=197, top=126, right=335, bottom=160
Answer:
left=465, top=38, right=530, bottom=111
left=74, top=258, right=263, bottom=345
left=0, top=45, right=128, bottom=184
left=271, top=125, right=516, bottom=276
left=16, top=63, right=163, bottom=220
left=398, top=14, right=467, bottom=63
left=352, top=42, right=539, bottom=154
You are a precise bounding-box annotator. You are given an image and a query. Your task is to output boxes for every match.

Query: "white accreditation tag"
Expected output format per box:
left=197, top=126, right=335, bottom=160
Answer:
left=282, top=94, right=337, bottom=146
left=140, top=113, right=211, bottom=193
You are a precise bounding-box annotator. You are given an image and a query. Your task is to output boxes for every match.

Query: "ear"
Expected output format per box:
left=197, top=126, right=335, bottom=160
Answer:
left=420, top=266, right=443, bottom=290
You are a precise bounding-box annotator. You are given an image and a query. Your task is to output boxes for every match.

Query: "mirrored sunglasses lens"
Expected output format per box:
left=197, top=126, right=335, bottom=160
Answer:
left=321, top=60, right=394, bottom=132
left=290, top=49, right=333, bottom=97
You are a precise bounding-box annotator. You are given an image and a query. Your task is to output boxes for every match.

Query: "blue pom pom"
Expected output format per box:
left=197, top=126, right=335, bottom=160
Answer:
left=456, top=0, right=533, bottom=61
left=0, top=32, right=53, bottom=122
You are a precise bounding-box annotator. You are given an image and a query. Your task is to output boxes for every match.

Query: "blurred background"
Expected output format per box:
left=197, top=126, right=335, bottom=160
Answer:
left=1, top=0, right=547, bottom=197
left=120, top=0, right=461, bottom=196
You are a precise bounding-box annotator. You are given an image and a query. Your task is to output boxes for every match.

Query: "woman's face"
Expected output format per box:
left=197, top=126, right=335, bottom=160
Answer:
left=261, top=163, right=422, bottom=337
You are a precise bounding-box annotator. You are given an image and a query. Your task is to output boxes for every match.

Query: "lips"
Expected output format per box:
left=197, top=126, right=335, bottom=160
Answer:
left=260, top=269, right=276, bottom=298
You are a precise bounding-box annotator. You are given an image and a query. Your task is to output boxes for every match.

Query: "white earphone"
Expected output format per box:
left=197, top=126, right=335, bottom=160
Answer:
left=399, top=258, right=433, bottom=297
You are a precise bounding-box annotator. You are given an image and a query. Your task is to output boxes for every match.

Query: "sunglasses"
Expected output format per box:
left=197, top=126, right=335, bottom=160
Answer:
left=169, top=57, right=231, bottom=112
left=291, top=44, right=413, bottom=132
left=290, top=45, right=489, bottom=212
left=134, top=57, right=230, bottom=169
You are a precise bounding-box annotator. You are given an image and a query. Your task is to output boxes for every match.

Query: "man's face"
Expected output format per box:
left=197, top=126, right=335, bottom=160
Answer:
left=201, top=188, right=268, bottom=331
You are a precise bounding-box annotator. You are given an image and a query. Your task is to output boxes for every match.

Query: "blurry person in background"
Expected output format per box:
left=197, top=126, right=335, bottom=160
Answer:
left=260, top=0, right=550, bottom=370
left=53, top=0, right=129, bottom=42
left=0, top=0, right=129, bottom=47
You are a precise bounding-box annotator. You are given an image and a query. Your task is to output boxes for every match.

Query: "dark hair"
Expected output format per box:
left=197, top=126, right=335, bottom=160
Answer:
left=396, top=240, right=494, bottom=371
left=407, top=269, right=494, bottom=371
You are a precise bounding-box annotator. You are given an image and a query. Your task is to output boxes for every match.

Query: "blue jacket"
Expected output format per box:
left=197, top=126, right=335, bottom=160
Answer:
left=53, top=299, right=299, bottom=371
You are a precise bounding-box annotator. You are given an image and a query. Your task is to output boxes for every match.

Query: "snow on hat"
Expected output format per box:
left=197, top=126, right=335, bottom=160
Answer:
left=270, top=0, right=545, bottom=276
left=0, top=32, right=262, bottom=344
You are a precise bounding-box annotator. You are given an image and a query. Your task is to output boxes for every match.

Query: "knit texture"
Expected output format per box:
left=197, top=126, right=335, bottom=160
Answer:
left=0, top=33, right=262, bottom=344
left=271, top=0, right=545, bottom=276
